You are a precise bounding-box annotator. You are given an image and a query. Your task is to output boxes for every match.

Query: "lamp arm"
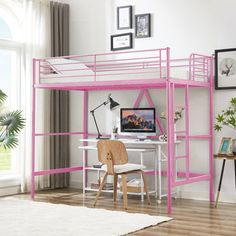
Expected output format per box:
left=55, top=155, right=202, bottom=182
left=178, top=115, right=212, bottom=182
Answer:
left=90, top=110, right=102, bottom=139
left=90, top=101, right=108, bottom=113
left=89, top=97, right=112, bottom=139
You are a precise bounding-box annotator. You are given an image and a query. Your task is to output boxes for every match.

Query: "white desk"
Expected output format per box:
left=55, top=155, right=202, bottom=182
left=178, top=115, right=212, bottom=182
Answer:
left=79, top=144, right=156, bottom=201
left=79, top=138, right=180, bottom=202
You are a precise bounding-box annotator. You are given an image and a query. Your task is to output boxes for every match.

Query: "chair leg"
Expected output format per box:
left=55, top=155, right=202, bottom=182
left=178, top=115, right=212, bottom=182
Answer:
left=121, top=174, right=127, bottom=210
left=94, top=172, right=108, bottom=207
left=141, top=171, right=151, bottom=205
left=113, top=174, right=118, bottom=205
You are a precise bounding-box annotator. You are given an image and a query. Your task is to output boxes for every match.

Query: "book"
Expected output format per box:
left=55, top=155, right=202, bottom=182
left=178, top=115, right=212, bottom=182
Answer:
left=103, top=183, right=113, bottom=190
left=90, top=182, right=113, bottom=190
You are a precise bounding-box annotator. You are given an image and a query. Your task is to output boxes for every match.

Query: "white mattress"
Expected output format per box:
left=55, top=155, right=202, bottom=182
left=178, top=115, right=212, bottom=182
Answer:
left=39, top=58, right=204, bottom=84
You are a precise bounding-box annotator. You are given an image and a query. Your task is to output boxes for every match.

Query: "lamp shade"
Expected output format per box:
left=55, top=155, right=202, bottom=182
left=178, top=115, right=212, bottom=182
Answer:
left=109, top=97, right=120, bottom=111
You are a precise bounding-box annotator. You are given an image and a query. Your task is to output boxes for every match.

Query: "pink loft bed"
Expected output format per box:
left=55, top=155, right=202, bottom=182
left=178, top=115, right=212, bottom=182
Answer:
left=32, top=47, right=214, bottom=214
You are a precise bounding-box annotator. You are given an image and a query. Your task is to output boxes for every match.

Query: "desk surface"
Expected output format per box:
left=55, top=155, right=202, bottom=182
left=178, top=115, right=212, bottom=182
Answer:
left=80, top=138, right=181, bottom=145
left=214, top=153, right=236, bottom=160
left=78, top=145, right=156, bottom=152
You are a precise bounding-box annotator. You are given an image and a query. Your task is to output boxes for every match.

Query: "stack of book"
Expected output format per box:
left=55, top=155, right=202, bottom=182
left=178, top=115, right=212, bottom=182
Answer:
left=120, top=178, right=142, bottom=193
left=91, top=182, right=113, bottom=190
left=103, top=183, right=113, bottom=190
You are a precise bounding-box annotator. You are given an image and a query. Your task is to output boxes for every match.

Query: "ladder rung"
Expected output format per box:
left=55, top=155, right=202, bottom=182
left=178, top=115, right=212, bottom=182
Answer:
left=174, top=130, right=186, bottom=134
left=176, top=155, right=186, bottom=159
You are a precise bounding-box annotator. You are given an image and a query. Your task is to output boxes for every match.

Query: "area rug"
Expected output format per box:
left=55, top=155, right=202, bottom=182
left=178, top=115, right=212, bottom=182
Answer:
left=0, top=198, right=171, bottom=236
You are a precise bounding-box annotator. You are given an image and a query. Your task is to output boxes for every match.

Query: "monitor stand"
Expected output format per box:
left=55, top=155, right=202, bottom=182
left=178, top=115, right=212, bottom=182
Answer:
left=96, top=137, right=110, bottom=140
left=137, top=135, right=147, bottom=141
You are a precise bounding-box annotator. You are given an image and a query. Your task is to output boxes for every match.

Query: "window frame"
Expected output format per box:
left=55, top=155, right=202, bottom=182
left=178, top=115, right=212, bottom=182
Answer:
left=0, top=10, right=22, bottom=178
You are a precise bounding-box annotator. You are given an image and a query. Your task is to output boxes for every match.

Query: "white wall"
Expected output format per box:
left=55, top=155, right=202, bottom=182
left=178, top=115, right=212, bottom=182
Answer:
left=68, top=0, right=236, bottom=203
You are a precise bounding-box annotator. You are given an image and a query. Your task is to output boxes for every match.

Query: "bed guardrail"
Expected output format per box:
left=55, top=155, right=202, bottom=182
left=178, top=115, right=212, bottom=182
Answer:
left=34, top=48, right=212, bottom=85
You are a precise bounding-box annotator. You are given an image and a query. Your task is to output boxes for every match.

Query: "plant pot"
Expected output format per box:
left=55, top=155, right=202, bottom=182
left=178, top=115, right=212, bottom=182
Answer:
left=111, top=133, right=118, bottom=140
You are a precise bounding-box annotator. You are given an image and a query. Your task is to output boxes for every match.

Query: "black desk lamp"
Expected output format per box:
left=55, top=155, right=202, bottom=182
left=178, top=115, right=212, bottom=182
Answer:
left=90, top=93, right=120, bottom=139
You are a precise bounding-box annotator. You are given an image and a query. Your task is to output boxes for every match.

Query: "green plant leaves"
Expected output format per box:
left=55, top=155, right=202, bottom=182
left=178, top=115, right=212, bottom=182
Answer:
left=0, top=111, right=25, bottom=134
left=0, top=90, right=25, bottom=150
left=0, top=134, right=18, bottom=149
left=0, top=90, right=7, bottom=105
left=230, top=97, right=236, bottom=106
left=215, top=97, right=236, bottom=132
left=216, top=114, right=224, bottom=123
left=214, top=124, right=222, bottom=131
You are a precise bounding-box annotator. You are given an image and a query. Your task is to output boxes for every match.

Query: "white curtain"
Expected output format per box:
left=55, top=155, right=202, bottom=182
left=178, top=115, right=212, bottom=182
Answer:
left=20, top=0, right=51, bottom=192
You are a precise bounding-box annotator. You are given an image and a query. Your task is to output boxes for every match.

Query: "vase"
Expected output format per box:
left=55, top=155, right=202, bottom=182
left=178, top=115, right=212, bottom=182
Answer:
left=111, top=133, right=118, bottom=140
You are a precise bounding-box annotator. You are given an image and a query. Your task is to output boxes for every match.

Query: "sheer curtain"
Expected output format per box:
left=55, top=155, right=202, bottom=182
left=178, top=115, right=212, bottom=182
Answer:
left=20, top=0, right=51, bottom=192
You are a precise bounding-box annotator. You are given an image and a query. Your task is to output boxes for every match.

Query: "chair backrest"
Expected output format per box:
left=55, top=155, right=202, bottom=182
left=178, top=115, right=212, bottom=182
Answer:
left=97, top=140, right=128, bottom=174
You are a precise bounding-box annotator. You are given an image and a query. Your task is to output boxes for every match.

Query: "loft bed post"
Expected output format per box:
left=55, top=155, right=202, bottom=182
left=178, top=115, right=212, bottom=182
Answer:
left=171, top=83, right=175, bottom=191
left=185, top=85, right=190, bottom=179
left=83, top=91, right=88, bottom=190
left=31, top=58, right=37, bottom=199
left=209, top=57, right=214, bottom=202
left=166, top=47, right=173, bottom=214
left=83, top=91, right=88, bottom=140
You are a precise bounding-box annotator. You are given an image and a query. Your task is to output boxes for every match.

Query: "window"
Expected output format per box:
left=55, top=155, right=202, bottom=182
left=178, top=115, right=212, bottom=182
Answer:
left=0, top=17, right=12, bottom=40
left=0, top=9, right=21, bottom=176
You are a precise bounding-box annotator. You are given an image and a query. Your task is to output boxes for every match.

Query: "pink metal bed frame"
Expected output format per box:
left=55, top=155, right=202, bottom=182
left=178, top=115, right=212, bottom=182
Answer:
left=32, top=47, right=214, bottom=214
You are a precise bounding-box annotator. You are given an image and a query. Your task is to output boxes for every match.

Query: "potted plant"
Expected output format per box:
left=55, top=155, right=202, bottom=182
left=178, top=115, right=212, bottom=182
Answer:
left=214, top=97, right=236, bottom=154
left=160, top=107, right=185, bottom=123
left=214, top=97, right=236, bottom=132
left=111, top=126, right=118, bottom=139
left=160, top=107, right=184, bottom=141
left=0, top=90, right=25, bottom=149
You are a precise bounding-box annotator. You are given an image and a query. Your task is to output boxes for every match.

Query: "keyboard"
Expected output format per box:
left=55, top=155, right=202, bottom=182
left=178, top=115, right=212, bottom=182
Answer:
left=118, top=138, right=139, bottom=142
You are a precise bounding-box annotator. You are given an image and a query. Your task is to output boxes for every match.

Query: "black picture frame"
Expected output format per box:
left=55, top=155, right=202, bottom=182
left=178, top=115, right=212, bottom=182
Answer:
left=215, top=48, right=236, bottom=90
left=135, top=13, right=151, bottom=38
left=111, top=33, right=133, bottom=51
left=117, top=5, right=132, bottom=30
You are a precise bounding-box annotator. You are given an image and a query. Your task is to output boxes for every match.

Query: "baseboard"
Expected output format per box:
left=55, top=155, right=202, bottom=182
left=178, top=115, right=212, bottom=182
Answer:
left=177, top=189, right=236, bottom=203
left=69, top=182, right=236, bottom=204
left=0, top=185, right=20, bottom=197
left=70, top=181, right=83, bottom=189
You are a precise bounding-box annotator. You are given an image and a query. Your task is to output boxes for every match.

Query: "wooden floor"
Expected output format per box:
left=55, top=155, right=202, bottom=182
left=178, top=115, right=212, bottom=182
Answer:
left=16, top=189, right=236, bottom=236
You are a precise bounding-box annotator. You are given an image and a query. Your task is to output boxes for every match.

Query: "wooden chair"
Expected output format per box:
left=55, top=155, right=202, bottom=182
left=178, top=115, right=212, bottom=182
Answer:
left=94, top=140, right=150, bottom=209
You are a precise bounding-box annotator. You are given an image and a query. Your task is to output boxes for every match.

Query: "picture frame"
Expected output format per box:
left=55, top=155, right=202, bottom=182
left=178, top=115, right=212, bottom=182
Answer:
left=117, top=5, right=132, bottom=30
left=111, top=33, right=133, bottom=51
left=135, top=13, right=151, bottom=38
left=218, top=137, right=232, bottom=154
left=215, top=48, right=236, bottom=90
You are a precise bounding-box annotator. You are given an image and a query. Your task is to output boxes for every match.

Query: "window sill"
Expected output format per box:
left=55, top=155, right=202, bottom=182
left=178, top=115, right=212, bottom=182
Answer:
left=0, top=174, right=20, bottom=188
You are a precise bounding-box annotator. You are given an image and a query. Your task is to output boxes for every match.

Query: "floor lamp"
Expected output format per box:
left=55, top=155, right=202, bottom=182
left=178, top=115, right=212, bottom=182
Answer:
left=90, top=94, right=120, bottom=139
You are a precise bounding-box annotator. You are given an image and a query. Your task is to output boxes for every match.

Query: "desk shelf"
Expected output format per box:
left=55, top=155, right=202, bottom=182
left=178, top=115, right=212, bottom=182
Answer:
left=84, top=166, right=155, bottom=173
left=84, top=187, right=156, bottom=196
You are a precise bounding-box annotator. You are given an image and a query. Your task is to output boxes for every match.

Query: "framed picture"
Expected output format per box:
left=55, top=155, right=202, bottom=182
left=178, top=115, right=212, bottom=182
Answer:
left=111, top=33, right=133, bottom=51
left=218, top=137, right=232, bottom=154
left=215, top=48, right=236, bottom=90
left=117, top=5, right=132, bottom=30
left=135, top=13, right=151, bottom=38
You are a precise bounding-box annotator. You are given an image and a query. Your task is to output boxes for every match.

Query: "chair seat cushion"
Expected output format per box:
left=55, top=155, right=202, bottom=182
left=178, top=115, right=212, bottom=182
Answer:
left=101, top=163, right=146, bottom=174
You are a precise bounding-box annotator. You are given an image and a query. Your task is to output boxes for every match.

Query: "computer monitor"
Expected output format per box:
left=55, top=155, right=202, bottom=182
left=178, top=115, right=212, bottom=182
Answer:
left=120, top=108, right=156, bottom=139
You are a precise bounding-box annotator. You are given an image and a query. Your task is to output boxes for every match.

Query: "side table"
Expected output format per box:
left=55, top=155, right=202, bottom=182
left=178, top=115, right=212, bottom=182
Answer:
left=214, top=153, right=236, bottom=207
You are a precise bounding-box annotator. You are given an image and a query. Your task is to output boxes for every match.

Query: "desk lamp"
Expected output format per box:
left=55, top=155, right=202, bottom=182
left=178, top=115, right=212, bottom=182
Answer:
left=90, top=93, right=120, bottom=139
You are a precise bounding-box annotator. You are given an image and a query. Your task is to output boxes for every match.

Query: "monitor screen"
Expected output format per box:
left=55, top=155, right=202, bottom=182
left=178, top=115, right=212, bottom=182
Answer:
left=120, top=108, right=156, bottom=133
